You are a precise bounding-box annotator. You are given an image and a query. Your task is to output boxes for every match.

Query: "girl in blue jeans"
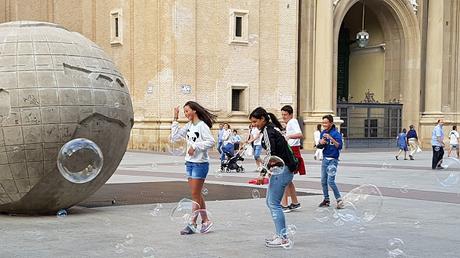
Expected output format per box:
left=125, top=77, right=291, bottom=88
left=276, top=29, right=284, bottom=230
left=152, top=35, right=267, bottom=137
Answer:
left=250, top=107, right=298, bottom=248
left=171, top=101, right=216, bottom=235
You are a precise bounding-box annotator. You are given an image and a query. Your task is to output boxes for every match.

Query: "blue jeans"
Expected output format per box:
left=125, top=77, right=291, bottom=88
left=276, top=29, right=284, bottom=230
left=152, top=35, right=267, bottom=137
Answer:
left=266, top=166, right=293, bottom=237
left=253, top=145, right=262, bottom=160
left=321, top=158, right=341, bottom=200
left=220, top=143, right=234, bottom=162
left=217, top=141, right=223, bottom=154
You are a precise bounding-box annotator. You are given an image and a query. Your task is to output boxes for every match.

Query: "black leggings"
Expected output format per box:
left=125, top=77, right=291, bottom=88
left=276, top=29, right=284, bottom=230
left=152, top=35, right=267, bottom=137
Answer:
left=432, top=146, right=444, bottom=169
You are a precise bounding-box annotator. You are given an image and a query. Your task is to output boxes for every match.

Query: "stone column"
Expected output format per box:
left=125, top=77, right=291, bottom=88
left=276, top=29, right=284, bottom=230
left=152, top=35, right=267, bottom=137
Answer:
left=313, top=0, right=334, bottom=114
left=423, top=0, right=444, bottom=115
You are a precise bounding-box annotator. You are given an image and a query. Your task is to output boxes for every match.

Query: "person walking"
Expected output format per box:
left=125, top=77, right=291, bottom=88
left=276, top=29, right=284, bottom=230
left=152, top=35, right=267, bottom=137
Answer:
left=250, top=107, right=298, bottom=248
left=431, top=119, right=445, bottom=169
left=395, top=128, right=408, bottom=160
left=171, top=101, right=216, bottom=235
left=280, top=105, right=305, bottom=213
left=314, top=124, right=323, bottom=160
left=406, top=125, right=420, bottom=160
left=316, top=115, right=344, bottom=209
left=448, top=125, right=459, bottom=158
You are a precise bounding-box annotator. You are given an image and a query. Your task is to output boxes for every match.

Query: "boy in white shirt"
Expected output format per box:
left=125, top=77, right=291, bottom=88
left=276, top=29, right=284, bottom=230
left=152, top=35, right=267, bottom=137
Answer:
left=448, top=125, right=459, bottom=158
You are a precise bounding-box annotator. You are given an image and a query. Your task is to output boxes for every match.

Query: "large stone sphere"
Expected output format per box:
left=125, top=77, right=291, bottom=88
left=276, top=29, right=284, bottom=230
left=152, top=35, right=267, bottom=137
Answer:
left=0, top=21, right=134, bottom=214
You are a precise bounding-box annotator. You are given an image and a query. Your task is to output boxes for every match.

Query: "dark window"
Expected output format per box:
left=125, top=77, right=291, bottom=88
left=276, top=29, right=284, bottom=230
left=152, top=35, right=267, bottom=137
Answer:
left=232, top=89, right=244, bottom=111
left=115, top=17, right=119, bottom=38
left=235, top=16, right=242, bottom=37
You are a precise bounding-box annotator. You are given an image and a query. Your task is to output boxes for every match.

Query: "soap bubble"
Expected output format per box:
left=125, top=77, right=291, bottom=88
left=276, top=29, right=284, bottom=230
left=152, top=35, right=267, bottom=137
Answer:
left=57, top=138, right=103, bottom=184
left=435, top=158, right=460, bottom=187
left=170, top=198, right=200, bottom=225
left=262, top=155, right=285, bottom=176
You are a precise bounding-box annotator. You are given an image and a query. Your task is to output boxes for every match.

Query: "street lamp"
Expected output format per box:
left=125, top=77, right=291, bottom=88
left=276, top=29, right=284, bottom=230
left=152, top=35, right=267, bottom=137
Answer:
left=356, top=0, right=369, bottom=48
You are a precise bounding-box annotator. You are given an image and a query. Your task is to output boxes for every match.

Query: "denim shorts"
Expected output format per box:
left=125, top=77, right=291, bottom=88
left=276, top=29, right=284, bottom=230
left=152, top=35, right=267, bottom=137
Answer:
left=253, top=145, right=263, bottom=160
left=185, top=161, right=209, bottom=179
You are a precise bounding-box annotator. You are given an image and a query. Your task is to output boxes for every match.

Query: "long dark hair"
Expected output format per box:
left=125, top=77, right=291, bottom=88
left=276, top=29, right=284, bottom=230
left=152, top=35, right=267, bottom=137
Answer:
left=184, top=101, right=217, bottom=128
left=249, top=107, right=283, bottom=130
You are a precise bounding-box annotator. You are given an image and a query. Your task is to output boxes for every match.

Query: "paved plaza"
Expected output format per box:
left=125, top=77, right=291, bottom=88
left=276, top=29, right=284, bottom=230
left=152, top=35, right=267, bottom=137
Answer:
left=1, top=149, right=459, bottom=257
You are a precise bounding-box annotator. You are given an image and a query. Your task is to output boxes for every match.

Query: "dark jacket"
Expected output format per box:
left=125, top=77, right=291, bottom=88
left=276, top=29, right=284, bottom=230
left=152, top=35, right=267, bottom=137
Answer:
left=261, top=123, right=298, bottom=172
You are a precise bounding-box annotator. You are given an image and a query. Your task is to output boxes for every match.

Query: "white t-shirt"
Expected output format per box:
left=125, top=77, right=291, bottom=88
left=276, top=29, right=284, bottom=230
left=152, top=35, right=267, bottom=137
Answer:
left=314, top=130, right=321, bottom=145
left=222, top=129, right=233, bottom=145
left=449, top=130, right=459, bottom=145
left=171, top=120, right=215, bottom=163
left=286, top=118, right=302, bottom=147
left=251, top=127, right=262, bottom=145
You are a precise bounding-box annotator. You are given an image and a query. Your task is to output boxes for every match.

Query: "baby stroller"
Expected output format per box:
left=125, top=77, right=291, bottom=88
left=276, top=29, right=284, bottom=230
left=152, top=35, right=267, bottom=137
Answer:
left=220, top=145, right=247, bottom=173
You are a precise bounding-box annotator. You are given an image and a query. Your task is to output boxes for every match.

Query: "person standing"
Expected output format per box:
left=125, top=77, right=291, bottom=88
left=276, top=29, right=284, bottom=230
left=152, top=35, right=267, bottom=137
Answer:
left=448, top=125, right=459, bottom=158
left=406, top=125, right=420, bottom=160
left=171, top=101, right=216, bottom=235
left=248, top=124, right=263, bottom=171
left=250, top=107, right=298, bottom=248
left=217, top=123, right=224, bottom=154
left=395, top=128, right=408, bottom=160
left=220, top=123, right=234, bottom=167
left=431, top=119, right=445, bottom=169
left=280, top=105, right=305, bottom=213
left=232, top=129, right=242, bottom=151
left=313, top=124, right=323, bottom=160
left=316, top=115, right=344, bottom=209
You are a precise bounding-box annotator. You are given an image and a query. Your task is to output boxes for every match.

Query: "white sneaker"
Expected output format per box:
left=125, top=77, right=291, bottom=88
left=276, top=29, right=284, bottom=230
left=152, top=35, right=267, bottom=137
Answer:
left=265, top=236, right=290, bottom=248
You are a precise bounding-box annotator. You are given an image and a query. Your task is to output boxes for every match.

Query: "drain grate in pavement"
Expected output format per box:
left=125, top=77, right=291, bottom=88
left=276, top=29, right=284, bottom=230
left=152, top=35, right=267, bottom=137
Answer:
left=79, top=181, right=319, bottom=208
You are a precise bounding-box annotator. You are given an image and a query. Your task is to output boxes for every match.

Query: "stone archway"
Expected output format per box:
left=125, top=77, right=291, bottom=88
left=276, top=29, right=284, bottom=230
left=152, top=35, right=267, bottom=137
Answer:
left=333, top=0, right=421, bottom=128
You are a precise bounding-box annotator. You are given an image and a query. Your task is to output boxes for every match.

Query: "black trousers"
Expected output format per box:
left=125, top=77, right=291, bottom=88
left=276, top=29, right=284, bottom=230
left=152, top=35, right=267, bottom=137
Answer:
left=432, top=146, right=444, bottom=169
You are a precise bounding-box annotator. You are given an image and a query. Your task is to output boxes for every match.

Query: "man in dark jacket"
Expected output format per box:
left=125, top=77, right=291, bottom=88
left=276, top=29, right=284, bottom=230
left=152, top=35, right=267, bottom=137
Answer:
left=316, top=115, right=344, bottom=209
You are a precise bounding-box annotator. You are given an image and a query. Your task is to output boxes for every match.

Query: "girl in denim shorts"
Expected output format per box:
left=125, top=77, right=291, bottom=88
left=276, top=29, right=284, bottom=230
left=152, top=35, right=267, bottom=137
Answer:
left=171, top=101, right=216, bottom=235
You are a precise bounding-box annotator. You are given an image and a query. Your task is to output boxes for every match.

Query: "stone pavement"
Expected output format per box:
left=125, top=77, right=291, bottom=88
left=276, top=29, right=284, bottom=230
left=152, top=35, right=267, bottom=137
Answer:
left=1, top=149, right=459, bottom=258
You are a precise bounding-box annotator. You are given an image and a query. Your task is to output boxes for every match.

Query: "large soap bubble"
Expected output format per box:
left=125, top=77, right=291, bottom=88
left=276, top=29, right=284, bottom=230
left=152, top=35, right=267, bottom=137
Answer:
left=262, top=155, right=285, bottom=176
left=57, top=138, right=103, bottom=184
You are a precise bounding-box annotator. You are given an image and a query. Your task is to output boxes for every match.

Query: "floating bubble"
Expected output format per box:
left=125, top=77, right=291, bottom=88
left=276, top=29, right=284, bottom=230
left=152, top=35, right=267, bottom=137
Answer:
left=56, top=209, right=67, bottom=218
left=381, top=161, right=393, bottom=170
left=251, top=189, right=260, bottom=199
left=326, top=164, right=337, bottom=177
left=435, top=158, right=460, bottom=187
left=167, top=135, right=187, bottom=156
left=149, top=203, right=162, bottom=217
left=286, top=224, right=297, bottom=235
left=124, top=233, right=134, bottom=246
left=151, top=162, right=159, bottom=170
left=114, top=102, right=120, bottom=108
left=170, top=198, right=200, bottom=225
left=414, top=220, right=421, bottom=229
left=142, top=247, right=156, bottom=258
left=214, top=169, right=223, bottom=178
left=262, top=155, right=285, bottom=176
left=335, top=201, right=358, bottom=222
left=387, top=249, right=407, bottom=258
left=313, top=207, right=332, bottom=223
left=201, top=188, right=208, bottom=195
left=387, top=238, right=407, bottom=258
left=342, top=184, right=383, bottom=223
left=387, top=238, right=404, bottom=251
left=114, top=243, right=124, bottom=254
left=188, top=209, right=212, bottom=227
left=57, top=138, right=103, bottom=184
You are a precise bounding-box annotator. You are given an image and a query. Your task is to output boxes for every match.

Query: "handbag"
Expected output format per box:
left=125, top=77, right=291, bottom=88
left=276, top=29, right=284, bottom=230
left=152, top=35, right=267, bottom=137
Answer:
left=243, top=144, right=253, bottom=158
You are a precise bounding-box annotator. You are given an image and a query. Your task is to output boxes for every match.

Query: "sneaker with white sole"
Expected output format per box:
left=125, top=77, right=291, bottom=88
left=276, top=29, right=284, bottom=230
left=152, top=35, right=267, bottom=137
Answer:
left=180, top=224, right=197, bottom=235
left=289, top=203, right=301, bottom=211
left=336, top=199, right=344, bottom=209
left=265, top=234, right=277, bottom=243
left=265, top=236, right=290, bottom=248
left=282, top=205, right=292, bottom=213
left=200, top=221, right=213, bottom=234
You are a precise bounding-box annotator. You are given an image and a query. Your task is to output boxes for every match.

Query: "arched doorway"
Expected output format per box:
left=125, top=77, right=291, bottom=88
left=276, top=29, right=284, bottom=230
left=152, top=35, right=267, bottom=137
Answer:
left=333, top=0, right=421, bottom=147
